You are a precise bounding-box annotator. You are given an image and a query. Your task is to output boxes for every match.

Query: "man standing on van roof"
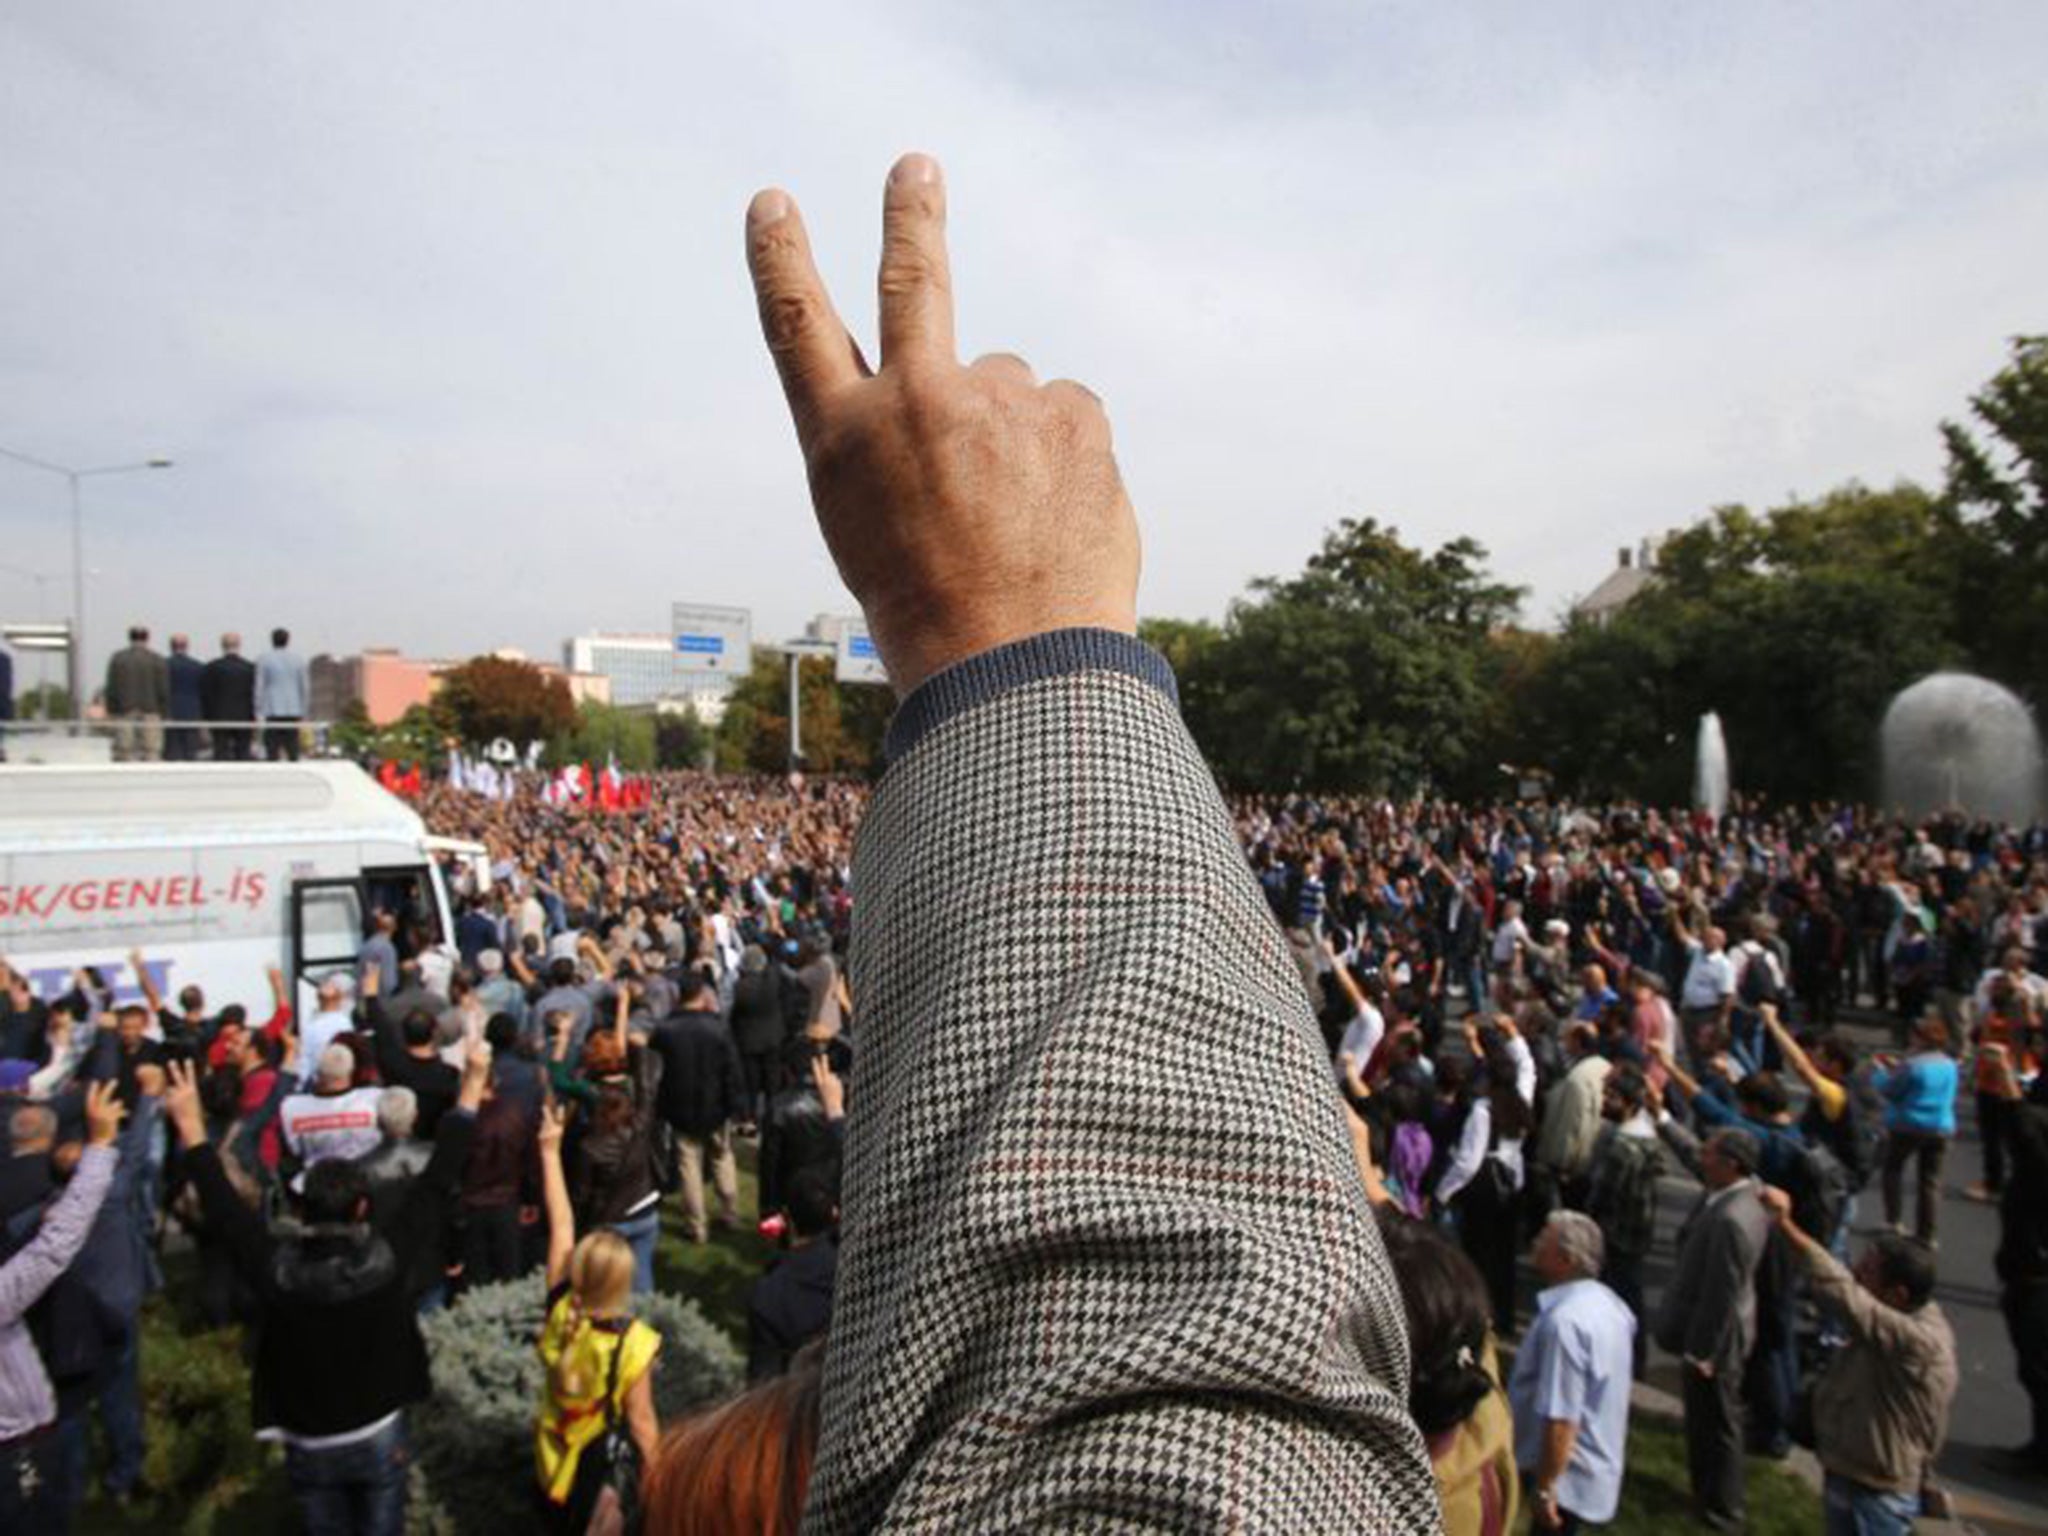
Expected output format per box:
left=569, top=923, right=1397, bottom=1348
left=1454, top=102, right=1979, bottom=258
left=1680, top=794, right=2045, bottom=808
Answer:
left=104, top=625, right=167, bottom=763
left=164, top=635, right=205, bottom=762
left=201, top=632, right=257, bottom=760
left=255, top=627, right=309, bottom=763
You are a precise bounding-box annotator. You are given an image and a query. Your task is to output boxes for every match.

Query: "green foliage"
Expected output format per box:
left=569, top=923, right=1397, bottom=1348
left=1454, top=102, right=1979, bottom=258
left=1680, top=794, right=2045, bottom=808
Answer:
left=413, top=1274, right=742, bottom=1534
left=654, top=708, right=713, bottom=769
left=558, top=699, right=656, bottom=772
left=328, top=697, right=377, bottom=757
left=1941, top=333, right=2048, bottom=706
left=437, top=655, right=575, bottom=748
left=384, top=701, right=452, bottom=764
left=1176, top=519, right=1523, bottom=795
left=1520, top=482, right=1960, bottom=802
left=713, top=649, right=887, bottom=775
left=16, top=681, right=73, bottom=720
left=1127, top=337, right=2048, bottom=804
left=1601, top=1420, right=1816, bottom=1536
left=329, top=698, right=449, bottom=771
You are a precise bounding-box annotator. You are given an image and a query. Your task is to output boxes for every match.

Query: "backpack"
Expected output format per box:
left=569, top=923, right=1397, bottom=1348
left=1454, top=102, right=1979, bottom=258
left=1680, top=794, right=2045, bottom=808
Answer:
left=1737, top=944, right=1783, bottom=1010
left=1786, top=1139, right=1851, bottom=1243
left=1831, top=1079, right=1887, bottom=1192
left=1593, top=1130, right=1661, bottom=1260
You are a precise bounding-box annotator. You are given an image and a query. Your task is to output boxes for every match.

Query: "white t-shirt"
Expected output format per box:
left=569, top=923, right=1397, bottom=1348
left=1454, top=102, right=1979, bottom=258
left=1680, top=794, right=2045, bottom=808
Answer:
left=281, top=1086, right=384, bottom=1172
left=1490, top=916, right=1529, bottom=967
left=1680, top=943, right=1736, bottom=1010
left=1334, top=1004, right=1386, bottom=1084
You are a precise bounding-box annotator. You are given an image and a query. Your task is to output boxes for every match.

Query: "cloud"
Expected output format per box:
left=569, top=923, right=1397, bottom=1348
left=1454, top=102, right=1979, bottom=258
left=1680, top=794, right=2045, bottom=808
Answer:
left=1, top=1, right=2043, bottom=679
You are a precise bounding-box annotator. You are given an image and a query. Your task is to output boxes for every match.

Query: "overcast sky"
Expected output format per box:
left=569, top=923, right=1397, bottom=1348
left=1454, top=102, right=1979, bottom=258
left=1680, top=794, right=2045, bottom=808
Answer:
left=3, top=3, right=2044, bottom=685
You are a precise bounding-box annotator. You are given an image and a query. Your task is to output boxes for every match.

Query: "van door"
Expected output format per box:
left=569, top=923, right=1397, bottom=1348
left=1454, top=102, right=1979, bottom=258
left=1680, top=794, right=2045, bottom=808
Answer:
left=362, top=865, right=449, bottom=955
left=292, top=877, right=365, bottom=1004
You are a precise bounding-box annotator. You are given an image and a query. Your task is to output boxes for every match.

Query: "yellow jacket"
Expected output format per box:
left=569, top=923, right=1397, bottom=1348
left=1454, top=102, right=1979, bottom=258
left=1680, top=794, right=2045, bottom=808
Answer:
left=535, top=1289, right=660, bottom=1506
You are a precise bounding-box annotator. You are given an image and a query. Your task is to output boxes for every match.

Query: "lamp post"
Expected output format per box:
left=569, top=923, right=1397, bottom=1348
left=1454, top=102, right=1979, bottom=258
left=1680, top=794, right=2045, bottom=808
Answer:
left=775, top=638, right=837, bottom=770
left=0, top=446, right=173, bottom=721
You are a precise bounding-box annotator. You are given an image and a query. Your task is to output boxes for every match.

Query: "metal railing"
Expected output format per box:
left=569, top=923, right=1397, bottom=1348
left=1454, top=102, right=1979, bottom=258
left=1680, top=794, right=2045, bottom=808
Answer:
left=0, top=718, right=339, bottom=763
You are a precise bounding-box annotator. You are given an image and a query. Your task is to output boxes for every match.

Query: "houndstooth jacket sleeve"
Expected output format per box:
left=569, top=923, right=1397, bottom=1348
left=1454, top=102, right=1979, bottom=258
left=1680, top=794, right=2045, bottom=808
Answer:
left=803, top=632, right=1442, bottom=1533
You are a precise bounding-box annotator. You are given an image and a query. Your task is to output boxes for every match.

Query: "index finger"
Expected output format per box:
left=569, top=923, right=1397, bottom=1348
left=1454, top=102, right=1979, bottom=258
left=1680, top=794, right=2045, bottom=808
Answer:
left=746, top=189, right=868, bottom=444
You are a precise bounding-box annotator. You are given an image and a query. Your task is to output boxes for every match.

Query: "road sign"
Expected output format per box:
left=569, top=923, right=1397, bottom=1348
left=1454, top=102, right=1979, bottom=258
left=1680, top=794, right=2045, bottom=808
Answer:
left=833, top=620, right=889, bottom=685
left=669, top=604, right=751, bottom=675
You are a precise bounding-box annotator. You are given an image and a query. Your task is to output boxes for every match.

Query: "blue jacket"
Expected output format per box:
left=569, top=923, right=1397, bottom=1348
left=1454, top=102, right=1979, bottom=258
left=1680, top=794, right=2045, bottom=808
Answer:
left=255, top=649, right=309, bottom=719
left=1690, top=1087, right=1807, bottom=1187
left=167, top=652, right=205, bottom=722
left=1874, top=1053, right=1958, bottom=1136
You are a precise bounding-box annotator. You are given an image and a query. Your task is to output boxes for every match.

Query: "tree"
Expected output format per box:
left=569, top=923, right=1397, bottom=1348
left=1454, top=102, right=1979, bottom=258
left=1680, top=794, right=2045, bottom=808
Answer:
left=713, top=649, right=887, bottom=775
left=654, top=710, right=713, bottom=770
left=1178, top=519, right=1522, bottom=794
left=436, top=656, right=575, bottom=748
left=15, top=682, right=73, bottom=721
left=384, top=702, right=451, bottom=765
left=558, top=700, right=655, bottom=772
left=329, top=698, right=377, bottom=758
left=1522, top=483, right=1960, bottom=802
left=1941, top=334, right=2048, bottom=705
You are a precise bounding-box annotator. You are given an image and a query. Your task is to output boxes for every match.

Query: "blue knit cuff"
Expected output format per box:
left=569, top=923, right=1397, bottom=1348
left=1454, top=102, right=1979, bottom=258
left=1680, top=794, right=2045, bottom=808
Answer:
left=883, top=628, right=1179, bottom=763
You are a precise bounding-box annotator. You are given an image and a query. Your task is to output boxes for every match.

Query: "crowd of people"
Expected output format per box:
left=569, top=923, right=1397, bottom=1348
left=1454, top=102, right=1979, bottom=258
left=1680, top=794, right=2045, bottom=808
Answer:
left=1, top=151, right=2042, bottom=1536
left=1243, top=791, right=2042, bottom=1532
left=0, top=773, right=2041, bottom=1532
left=94, top=624, right=312, bottom=761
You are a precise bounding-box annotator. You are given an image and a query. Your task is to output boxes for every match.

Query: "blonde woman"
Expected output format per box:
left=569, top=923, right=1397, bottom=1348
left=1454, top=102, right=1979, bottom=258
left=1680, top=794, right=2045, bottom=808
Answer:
left=535, top=1101, right=662, bottom=1534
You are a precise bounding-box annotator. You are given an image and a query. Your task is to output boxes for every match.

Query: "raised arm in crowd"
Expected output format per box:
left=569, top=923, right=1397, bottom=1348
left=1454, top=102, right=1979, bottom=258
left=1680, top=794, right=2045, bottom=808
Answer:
left=745, top=153, right=1438, bottom=1531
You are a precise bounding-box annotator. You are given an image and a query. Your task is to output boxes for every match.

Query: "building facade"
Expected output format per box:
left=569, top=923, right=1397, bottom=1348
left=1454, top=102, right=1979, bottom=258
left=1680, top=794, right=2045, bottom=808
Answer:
left=311, top=647, right=609, bottom=725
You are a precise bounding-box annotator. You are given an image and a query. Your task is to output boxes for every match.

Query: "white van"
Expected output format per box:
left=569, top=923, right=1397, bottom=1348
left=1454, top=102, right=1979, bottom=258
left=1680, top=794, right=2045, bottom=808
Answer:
left=0, top=762, right=485, bottom=1019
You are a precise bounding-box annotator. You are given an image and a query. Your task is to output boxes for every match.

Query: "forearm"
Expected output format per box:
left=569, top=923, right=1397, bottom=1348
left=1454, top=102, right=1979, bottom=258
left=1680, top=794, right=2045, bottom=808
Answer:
left=28, top=1052, right=73, bottom=1098
left=184, top=1142, right=274, bottom=1278
left=1535, top=1418, right=1577, bottom=1492
left=0, top=1146, right=114, bottom=1319
left=817, top=648, right=1433, bottom=1527
left=540, top=1152, right=574, bottom=1277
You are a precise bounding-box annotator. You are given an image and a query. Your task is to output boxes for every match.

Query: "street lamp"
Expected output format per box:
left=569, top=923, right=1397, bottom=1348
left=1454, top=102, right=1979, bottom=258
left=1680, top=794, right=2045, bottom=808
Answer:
left=775, top=638, right=837, bottom=769
left=0, top=446, right=174, bottom=721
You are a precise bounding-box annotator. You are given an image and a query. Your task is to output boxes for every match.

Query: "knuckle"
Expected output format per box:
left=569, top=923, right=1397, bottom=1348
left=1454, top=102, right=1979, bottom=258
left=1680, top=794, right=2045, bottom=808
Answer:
left=878, top=239, right=949, bottom=300
left=760, top=290, right=823, bottom=357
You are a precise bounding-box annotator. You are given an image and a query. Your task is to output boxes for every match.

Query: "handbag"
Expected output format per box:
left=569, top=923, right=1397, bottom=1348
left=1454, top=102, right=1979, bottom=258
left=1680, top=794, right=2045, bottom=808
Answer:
left=647, top=1118, right=681, bottom=1196
left=581, top=1327, right=644, bottom=1536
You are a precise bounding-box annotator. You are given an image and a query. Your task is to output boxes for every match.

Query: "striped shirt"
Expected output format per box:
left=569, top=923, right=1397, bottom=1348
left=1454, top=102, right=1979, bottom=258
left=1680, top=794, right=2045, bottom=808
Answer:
left=0, top=1144, right=116, bottom=1439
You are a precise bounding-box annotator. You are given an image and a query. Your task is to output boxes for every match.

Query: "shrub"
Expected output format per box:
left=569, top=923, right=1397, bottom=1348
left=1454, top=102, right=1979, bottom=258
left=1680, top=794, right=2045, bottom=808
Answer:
left=413, top=1275, right=743, bottom=1532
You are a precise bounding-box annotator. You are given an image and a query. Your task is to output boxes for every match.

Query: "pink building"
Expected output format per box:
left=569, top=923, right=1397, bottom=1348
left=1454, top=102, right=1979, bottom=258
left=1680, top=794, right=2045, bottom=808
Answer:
left=310, top=648, right=610, bottom=725
left=310, top=649, right=439, bottom=726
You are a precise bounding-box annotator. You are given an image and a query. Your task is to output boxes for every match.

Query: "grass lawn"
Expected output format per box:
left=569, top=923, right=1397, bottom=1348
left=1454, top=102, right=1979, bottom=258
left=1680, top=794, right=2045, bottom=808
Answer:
left=1547, top=1419, right=1819, bottom=1536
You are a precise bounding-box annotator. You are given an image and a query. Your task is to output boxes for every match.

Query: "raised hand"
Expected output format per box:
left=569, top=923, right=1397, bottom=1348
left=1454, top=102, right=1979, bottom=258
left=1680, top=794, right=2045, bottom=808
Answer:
left=535, top=1099, right=567, bottom=1158
left=1757, top=1184, right=1795, bottom=1227
left=745, top=154, right=1141, bottom=696
left=459, top=1040, right=493, bottom=1108
left=84, top=1079, right=128, bottom=1148
left=162, top=1059, right=207, bottom=1147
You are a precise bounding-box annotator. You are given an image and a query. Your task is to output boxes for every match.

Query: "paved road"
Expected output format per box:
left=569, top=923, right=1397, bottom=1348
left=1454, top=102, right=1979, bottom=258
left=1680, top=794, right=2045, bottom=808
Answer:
left=1624, top=1017, right=2046, bottom=1532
